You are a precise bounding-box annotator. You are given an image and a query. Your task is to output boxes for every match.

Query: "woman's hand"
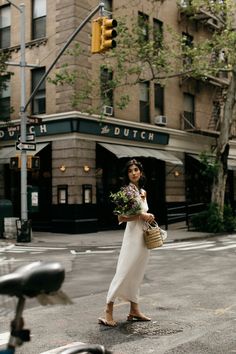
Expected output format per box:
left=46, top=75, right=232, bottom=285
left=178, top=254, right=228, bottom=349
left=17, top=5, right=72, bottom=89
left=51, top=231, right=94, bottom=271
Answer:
left=140, top=212, right=155, bottom=223
left=118, top=215, right=126, bottom=223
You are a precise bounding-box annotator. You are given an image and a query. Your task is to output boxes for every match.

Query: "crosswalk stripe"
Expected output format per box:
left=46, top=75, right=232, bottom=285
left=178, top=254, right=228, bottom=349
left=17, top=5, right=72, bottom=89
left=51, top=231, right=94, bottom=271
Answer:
left=208, top=244, right=236, bottom=251
left=163, top=241, right=215, bottom=249
left=178, top=244, right=215, bottom=250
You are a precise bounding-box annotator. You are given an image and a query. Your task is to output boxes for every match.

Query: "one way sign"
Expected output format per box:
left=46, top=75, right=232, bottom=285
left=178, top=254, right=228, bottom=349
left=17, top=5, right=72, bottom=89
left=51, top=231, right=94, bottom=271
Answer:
left=16, top=142, right=36, bottom=151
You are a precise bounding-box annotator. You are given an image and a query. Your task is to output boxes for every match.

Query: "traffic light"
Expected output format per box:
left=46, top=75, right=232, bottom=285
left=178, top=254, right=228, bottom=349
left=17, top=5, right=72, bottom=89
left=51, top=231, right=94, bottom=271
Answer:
left=10, top=156, right=20, bottom=169
left=91, top=16, right=117, bottom=54
left=91, top=17, right=103, bottom=54
left=27, top=156, right=40, bottom=170
left=101, top=17, right=117, bottom=52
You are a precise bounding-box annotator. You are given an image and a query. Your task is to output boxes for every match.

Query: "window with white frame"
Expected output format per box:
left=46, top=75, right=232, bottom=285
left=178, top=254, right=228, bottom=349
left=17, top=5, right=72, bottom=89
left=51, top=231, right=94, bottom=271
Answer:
left=31, top=67, right=46, bottom=114
left=32, top=0, right=46, bottom=40
left=0, top=5, right=10, bottom=49
left=0, top=75, right=11, bottom=121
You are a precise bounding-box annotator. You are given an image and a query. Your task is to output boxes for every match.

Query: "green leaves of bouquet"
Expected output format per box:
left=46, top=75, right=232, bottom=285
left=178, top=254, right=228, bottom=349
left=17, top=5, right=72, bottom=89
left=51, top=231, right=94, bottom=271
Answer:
left=110, top=184, right=142, bottom=216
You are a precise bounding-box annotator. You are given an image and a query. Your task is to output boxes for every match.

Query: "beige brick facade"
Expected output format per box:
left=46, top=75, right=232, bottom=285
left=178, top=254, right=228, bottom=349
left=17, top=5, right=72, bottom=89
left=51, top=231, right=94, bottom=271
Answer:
left=0, top=0, right=236, bottom=232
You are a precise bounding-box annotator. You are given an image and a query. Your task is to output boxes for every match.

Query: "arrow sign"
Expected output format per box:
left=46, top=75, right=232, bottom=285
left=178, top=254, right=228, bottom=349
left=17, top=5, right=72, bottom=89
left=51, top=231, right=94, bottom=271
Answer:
left=16, top=142, right=36, bottom=151
left=18, top=134, right=35, bottom=142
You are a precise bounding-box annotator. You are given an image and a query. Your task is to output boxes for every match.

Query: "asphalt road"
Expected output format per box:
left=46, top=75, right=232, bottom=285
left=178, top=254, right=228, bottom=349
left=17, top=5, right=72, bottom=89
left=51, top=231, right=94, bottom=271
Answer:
left=0, top=234, right=236, bottom=354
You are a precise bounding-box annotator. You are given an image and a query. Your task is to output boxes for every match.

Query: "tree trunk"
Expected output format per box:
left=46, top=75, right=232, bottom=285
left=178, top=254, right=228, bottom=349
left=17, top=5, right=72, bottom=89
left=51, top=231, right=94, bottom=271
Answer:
left=211, top=66, right=236, bottom=213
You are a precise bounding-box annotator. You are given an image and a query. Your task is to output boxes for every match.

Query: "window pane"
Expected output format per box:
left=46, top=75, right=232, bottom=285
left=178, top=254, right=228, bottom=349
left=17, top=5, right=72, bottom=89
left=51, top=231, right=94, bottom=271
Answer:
left=140, top=82, right=149, bottom=102
left=32, top=68, right=46, bottom=114
left=100, top=67, right=113, bottom=107
left=104, top=0, right=112, bottom=12
left=0, top=6, right=10, bottom=28
left=184, top=93, right=194, bottom=112
left=153, top=19, right=163, bottom=48
left=139, top=82, right=150, bottom=123
left=32, top=17, right=46, bottom=39
left=0, top=97, right=10, bottom=120
left=33, top=0, right=46, bottom=18
left=138, top=12, right=149, bottom=40
left=154, top=83, right=164, bottom=113
left=0, top=27, right=10, bottom=48
left=140, top=101, right=150, bottom=123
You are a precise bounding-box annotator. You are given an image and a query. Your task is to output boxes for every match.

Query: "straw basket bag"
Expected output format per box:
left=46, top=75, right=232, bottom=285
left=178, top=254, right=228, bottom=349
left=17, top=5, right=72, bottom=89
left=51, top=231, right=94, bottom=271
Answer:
left=143, top=221, right=167, bottom=249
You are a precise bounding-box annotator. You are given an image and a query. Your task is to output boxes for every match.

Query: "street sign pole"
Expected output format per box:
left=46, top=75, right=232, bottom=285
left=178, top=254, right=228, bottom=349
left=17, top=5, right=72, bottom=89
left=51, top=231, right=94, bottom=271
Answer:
left=19, top=3, right=27, bottom=223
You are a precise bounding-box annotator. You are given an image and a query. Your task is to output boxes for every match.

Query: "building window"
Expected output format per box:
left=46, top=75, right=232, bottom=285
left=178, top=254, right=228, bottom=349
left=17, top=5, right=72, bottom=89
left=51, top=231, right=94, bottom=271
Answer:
left=31, top=67, right=46, bottom=114
left=183, top=93, right=195, bottom=129
left=139, top=81, right=150, bottom=123
left=153, top=19, right=163, bottom=49
left=182, top=32, right=193, bottom=67
left=0, top=5, right=10, bottom=49
left=138, top=12, right=149, bottom=42
left=154, top=83, right=164, bottom=116
left=32, top=0, right=46, bottom=40
left=100, top=66, right=113, bottom=111
left=104, top=0, right=112, bottom=16
left=0, top=75, right=10, bottom=121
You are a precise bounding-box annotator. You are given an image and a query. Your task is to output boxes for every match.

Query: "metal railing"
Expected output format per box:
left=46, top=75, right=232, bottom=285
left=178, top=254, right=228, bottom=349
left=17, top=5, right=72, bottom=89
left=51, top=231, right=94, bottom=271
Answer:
left=165, top=202, right=206, bottom=230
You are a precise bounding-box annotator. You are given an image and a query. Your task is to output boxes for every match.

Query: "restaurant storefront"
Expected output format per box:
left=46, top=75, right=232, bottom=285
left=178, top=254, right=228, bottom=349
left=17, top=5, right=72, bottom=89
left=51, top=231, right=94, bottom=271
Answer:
left=1, top=112, right=235, bottom=233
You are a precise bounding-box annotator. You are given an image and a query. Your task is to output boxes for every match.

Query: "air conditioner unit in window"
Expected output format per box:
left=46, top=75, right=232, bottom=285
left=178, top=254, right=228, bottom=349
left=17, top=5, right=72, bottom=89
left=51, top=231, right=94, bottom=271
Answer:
left=103, top=105, right=113, bottom=116
left=154, top=115, right=167, bottom=126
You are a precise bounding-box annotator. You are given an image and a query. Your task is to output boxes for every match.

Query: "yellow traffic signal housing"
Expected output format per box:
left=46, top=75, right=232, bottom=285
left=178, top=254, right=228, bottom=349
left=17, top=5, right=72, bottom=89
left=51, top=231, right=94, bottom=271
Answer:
left=91, top=17, right=103, bottom=53
left=101, top=17, right=117, bottom=52
left=91, top=16, right=117, bottom=54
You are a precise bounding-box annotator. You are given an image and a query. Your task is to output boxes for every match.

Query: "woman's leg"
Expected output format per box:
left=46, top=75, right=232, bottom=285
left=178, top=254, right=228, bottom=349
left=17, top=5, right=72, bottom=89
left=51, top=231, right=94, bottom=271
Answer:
left=128, top=301, right=151, bottom=321
left=98, top=302, right=117, bottom=326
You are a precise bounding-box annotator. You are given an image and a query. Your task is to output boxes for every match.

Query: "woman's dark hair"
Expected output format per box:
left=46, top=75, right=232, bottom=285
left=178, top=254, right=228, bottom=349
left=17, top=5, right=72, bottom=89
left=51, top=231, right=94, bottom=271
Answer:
left=122, top=159, right=146, bottom=188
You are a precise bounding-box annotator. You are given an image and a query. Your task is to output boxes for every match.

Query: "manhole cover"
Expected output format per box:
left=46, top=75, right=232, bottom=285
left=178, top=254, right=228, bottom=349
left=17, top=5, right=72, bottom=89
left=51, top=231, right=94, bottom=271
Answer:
left=120, top=321, right=183, bottom=337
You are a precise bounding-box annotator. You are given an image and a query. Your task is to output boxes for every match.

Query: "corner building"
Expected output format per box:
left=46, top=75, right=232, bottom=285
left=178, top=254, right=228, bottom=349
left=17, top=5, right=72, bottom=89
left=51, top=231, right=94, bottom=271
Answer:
left=0, top=0, right=236, bottom=233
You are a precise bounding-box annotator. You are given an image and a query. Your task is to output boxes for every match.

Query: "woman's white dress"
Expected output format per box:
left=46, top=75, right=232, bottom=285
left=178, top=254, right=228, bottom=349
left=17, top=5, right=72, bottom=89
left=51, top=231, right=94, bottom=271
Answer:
left=106, top=191, right=150, bottom=304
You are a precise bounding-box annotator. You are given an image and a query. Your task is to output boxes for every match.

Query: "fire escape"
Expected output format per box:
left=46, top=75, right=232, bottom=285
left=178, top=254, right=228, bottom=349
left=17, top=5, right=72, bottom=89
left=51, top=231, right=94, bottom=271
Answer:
left=178, top=0, right=233, bottom=136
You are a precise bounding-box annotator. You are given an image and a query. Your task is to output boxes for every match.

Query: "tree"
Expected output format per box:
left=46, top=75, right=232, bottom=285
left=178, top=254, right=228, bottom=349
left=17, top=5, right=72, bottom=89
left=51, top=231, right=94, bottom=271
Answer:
left=49, top=0, right=236, bottom=216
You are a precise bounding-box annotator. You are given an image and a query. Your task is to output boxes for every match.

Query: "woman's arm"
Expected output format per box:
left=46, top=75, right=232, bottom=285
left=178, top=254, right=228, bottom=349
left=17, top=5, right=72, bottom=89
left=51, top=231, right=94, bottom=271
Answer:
left=118, top=212, right=155, bottom=224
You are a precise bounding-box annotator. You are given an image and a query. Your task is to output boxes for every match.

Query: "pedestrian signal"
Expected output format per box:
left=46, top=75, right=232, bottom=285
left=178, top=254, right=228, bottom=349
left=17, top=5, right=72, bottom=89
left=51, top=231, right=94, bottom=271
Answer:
left=9, top=156, right=40, bottom=170
left=27, top=156, right=40, bottom=170
left=91, top=17, right=117, bottom=54
left=10, top=156, right=20, bottom=169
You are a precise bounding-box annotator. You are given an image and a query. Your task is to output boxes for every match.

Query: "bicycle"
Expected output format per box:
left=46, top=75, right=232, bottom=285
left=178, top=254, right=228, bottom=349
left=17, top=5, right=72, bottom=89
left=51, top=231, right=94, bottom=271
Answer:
left=0, top=261, right=112, bottom=354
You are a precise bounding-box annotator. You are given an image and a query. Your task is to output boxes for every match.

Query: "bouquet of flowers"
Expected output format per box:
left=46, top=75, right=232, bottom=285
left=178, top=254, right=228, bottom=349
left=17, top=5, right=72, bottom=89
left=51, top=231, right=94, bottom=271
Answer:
left=110, top=184, right=142, bottom=216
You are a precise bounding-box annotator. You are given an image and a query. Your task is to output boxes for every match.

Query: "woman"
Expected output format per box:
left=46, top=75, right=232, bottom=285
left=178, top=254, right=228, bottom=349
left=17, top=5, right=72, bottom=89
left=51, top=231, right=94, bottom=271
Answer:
left=98, top=159, right=155, bottom=327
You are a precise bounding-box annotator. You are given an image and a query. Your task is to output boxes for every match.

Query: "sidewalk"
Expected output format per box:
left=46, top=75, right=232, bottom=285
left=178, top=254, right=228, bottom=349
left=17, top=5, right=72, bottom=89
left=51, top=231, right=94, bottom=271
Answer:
left=29, top=222, right=217, bottom=248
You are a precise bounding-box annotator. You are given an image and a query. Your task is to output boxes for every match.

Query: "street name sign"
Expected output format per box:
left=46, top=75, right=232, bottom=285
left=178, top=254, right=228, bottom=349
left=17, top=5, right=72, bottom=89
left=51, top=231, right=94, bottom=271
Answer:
left=18, top=134, right=35, bottom=142
left=16, top=142, right=36, bottom=151
left=27, top=116, right=43, bottom=125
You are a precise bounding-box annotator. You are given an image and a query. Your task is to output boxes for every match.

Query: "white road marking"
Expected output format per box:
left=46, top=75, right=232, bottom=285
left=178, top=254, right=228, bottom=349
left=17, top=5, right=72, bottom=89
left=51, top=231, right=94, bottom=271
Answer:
left=0, top=331, right=9, bottom=346
left=40, top=341, right=85, bottom=354
left=208, top=244, right=236, bottom=251
left=70, top=249, right=115, bottom=255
